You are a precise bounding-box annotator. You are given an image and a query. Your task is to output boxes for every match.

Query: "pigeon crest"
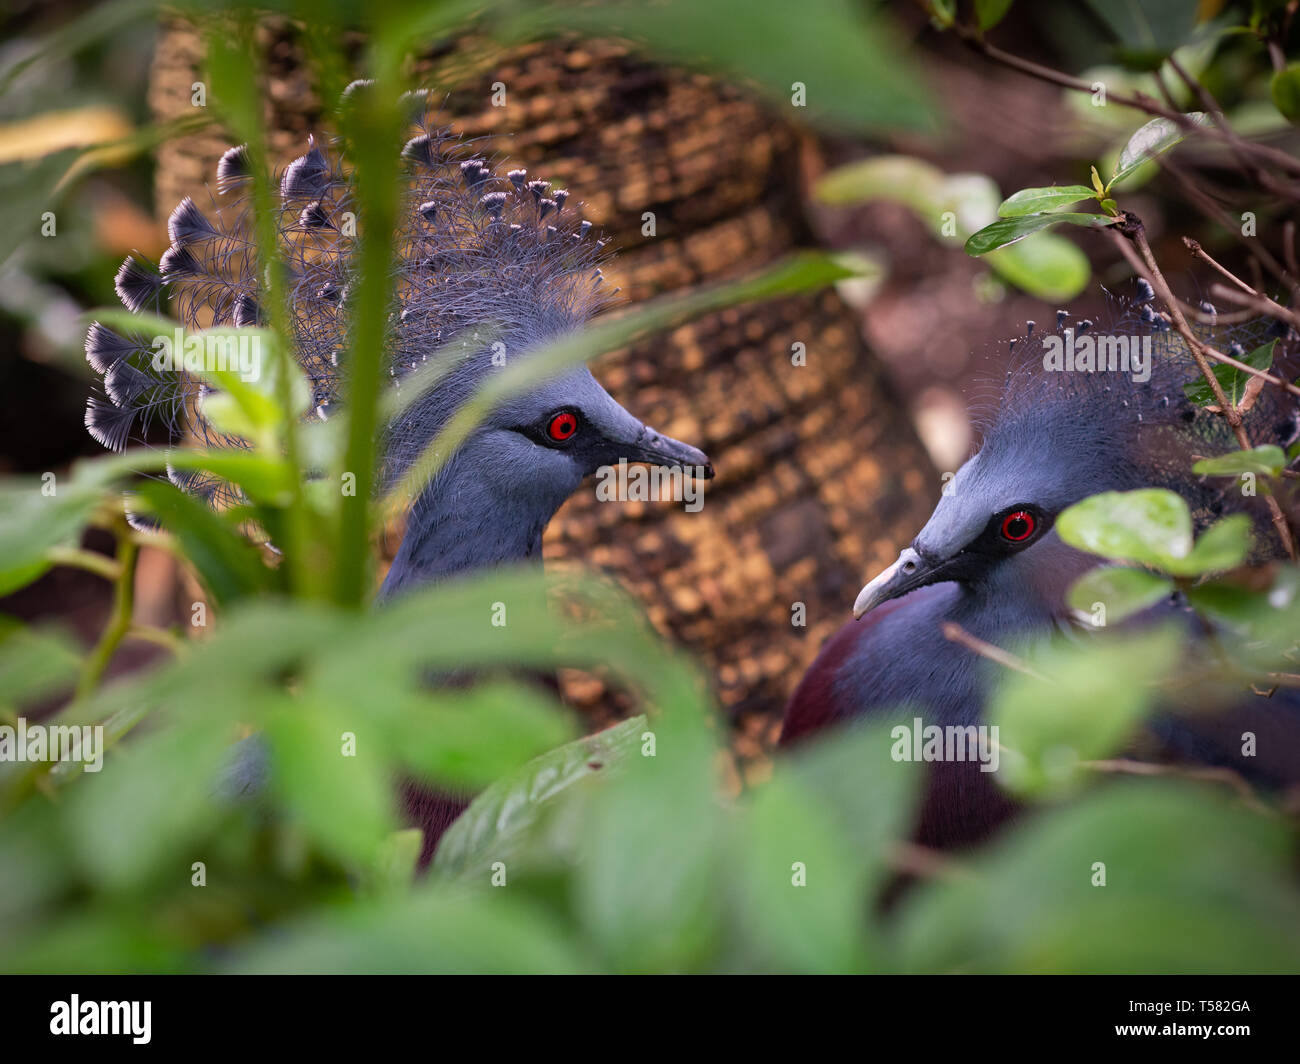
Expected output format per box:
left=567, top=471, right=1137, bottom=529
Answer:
left=85, top=89, right=610, bottom=522
left=961, top=295, right=1299, bottom=555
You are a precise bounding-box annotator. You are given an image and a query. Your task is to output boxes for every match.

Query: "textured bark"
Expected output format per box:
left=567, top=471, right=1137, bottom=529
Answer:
left=148, top=20, right=938, bottom=747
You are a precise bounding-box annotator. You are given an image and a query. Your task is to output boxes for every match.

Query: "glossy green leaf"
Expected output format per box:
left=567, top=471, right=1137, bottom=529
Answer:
left=965, top=212, right=1114, bottom=255
left=1183, top=340, right=1276, bottom=408
left=1066, top=565, right=1173, bottom=625
left=1193, top=445, right=1286, bottom=478
left=1181, top=514, right=1252, bottom=575
left=1058, top=489, right=1250, bottom=577
left=1057, top=488, right=1193, bottom=569
left=1111, top=113, right=1208, bottom=186
left=433, top=716, right=648, bottom=884
left=997, top=185, right=1096, bottom=216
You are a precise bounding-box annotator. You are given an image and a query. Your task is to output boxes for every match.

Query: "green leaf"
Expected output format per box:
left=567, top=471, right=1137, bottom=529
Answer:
left=731, top=725, right=918, bottom=972
left=67, top=713, right=234, bottom=889
left=734, top=772, right=871, bottom=973
left=815, top=160, right=1093, bottom=298
left=0, top=621, right=82, bottom=704
left=985, top=231, right=1091, bottom=301
left=975, top=0, right=1015, bottom=30
left=129, top=480, right=275, bottom=607
left=964, top=212, right=1114, bottom=255
left=1057, top=488, right=1193, bottom=570
left=1181, top=514, right=1251, bottom=575
left=1111, top=113, right=1209, bottom=186
left=0, top=479, right=104, bottom=596
left=1066, top=565, right=1174, bottom=625
left=1270, top=63, right=1300, bottom=124
left=342, top=680, right=576, bottom=793
left=992, top=628, right=1182, bottom=797
left=433, top=716, right=648, bottom=884
left=1183, top=339, right=1276, bottom=408
left=362, top=829, right=424, bottom=896
left=898, top=780, right=1300, bottom=972
left=928, top=0, right=956, bottom=28
left=1058, top=489, right=1250, bottom=577
left=814, top=154, right=946, bottom=210
left=575, top=714, right=722, bottom=972
left=265, top=698, right=397, bottom=869
left=231, top=890, right=591, bottom=974
left=1193, top=445, right=1287, bottom=478
left=997, top=185, right=1097, bottom=216
left=814, top=156, right=1002, bottom=244
left=501, top=0, right=939, bottom=136
left=1084, top=1, right=1204, bottom=71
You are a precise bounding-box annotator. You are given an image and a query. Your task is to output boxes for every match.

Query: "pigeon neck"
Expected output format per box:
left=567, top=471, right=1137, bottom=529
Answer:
left=377, top=464, right=549, bottom=599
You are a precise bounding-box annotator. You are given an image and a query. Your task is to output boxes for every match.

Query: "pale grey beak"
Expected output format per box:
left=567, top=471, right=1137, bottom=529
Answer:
left=853, top=547, right=924, bottom=618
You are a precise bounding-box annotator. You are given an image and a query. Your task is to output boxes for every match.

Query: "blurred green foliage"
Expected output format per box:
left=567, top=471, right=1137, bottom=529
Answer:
left=0, top=0, right=1298, bottom=974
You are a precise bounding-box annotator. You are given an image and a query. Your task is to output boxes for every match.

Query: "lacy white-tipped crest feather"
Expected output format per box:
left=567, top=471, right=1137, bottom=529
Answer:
left=85, top=103, right=609, bottom=517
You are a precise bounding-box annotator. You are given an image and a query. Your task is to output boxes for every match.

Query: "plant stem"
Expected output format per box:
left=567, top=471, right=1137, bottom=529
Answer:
left=75, top=531, right=138, bottom=701
left=940, top=621, right=1049, bottom=680
left=45, top=546, right=121, bottom=582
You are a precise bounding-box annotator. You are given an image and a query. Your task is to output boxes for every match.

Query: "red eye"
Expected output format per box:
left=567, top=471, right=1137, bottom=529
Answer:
left=1001, top=510, right=1036, bottom=542
left=547, top=411, right=578, bottom=442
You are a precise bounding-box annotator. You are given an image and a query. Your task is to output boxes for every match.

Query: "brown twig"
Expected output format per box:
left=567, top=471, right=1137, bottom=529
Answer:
left=952, top=22, right=1300, bottom=179
left=1185, top=235, right=1300, bottom=330
left=1208, top=283, right=1300, bottom=331
left=1157, top=154, right=1299, bottom=297
left=1166, top=55, right=1300, bottom=205
left=1117, top=214, right=1298, bottom=560
left=1109, top=235, right=1257, bottom=326
left=1081, top=757, right=1271, bottom=814
left=888, top=841, right=975, bottom=882
left=940, top=621, right=1049, bottom=680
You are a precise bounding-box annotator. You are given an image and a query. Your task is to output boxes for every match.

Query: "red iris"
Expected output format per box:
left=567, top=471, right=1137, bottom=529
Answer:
left=547, top=411, right=578, bottom=441
left=1001, top=510, right=1035, bottom=542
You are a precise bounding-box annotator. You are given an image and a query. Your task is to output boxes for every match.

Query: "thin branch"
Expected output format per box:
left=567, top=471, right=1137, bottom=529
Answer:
left=940, top=621, right=1049, bottom=680
left=1208, top=282, right=1300, bottom=330
left=1117, top=214, right=1298, bottom=560
left=1110, top=235, right=1256, bottom=326
left=1166, top=54, right=1300, bottom=205
left=888, top=841, right=975, bottom=882
left=952, top=23, right=1300, bottom=179
left=1081, top=757, right=1271, bottom=814
left=1157, top=154, right=1299, bottom=296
